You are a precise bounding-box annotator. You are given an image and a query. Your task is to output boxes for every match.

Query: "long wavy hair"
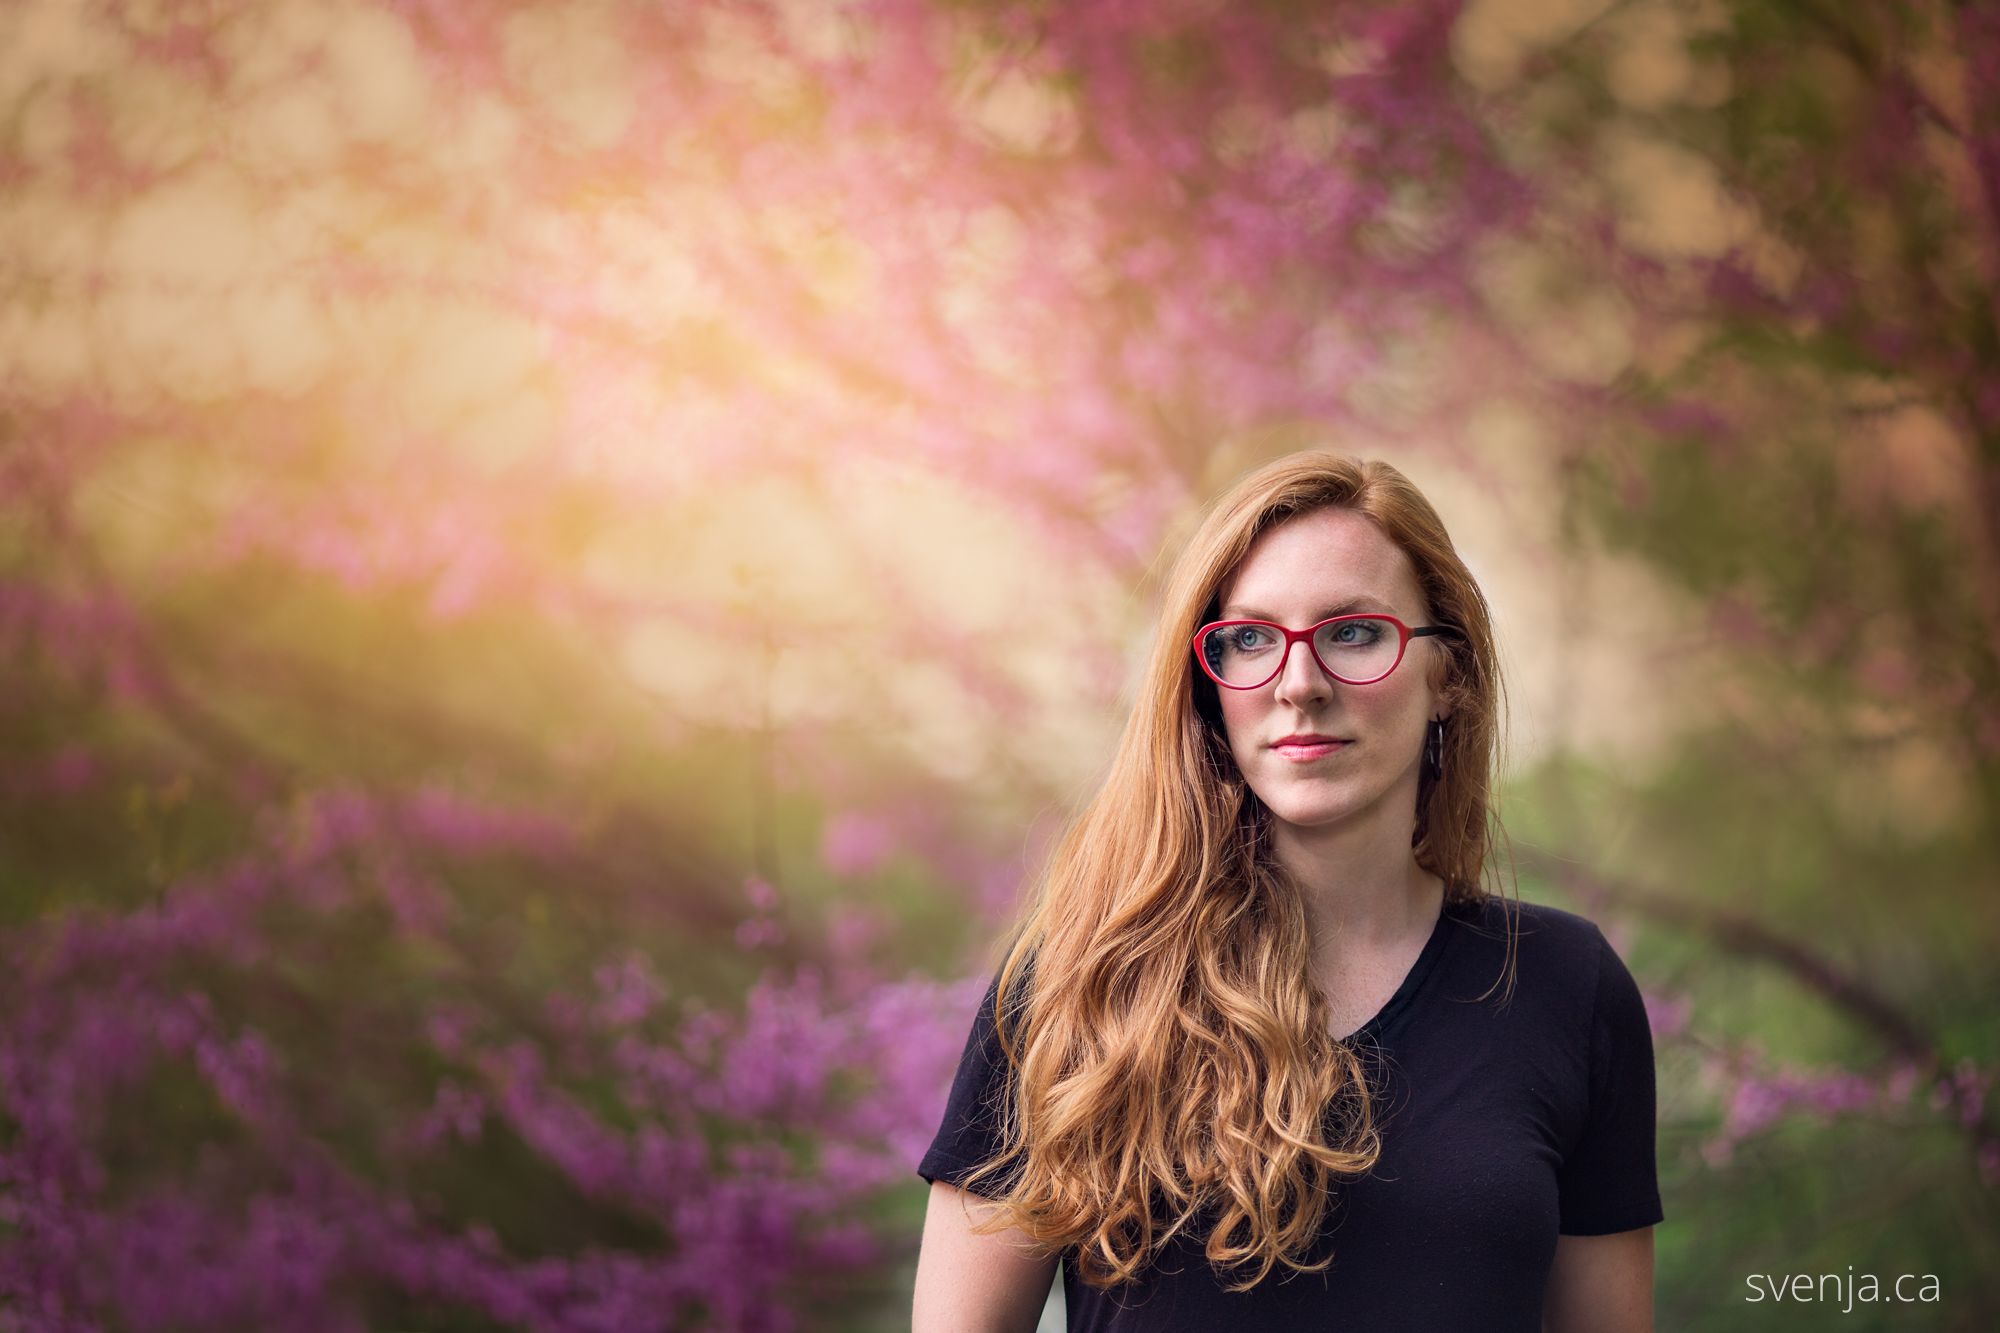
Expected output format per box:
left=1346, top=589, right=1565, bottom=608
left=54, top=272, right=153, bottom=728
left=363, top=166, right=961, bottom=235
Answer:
left=957, top=452, right=1521, bottom=1291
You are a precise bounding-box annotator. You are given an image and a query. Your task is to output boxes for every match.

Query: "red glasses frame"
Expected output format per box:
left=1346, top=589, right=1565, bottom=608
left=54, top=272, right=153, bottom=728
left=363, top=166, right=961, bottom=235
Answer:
left=1190, top=614, right=1457, bottom=690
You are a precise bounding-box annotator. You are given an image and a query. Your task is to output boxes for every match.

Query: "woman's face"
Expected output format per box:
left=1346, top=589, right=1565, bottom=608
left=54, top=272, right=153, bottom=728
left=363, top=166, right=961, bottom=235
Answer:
left=1209, top=507, right=1449, bottom=833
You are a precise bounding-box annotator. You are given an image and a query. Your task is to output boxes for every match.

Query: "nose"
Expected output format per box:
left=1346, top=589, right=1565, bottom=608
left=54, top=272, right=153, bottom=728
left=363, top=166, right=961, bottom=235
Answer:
left=1271, top=633, right=1333, bottom=709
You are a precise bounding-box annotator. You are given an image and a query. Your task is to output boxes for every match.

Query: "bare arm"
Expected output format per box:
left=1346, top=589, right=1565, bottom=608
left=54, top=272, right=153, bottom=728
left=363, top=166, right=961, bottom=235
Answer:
left=912, top=1180, right=1059, bottom=1333
left=1543, top=1227, right=1654, bottom=1333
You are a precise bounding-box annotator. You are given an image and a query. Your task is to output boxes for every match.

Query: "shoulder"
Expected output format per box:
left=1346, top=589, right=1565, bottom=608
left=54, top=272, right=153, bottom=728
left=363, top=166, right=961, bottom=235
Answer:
left=961, top=953, right=1039, bottom=1058
left=919, top=958, right=1037, bottom=1191
left=1450, top=892, right=1613, bottom=963
left=1442, top=893, right=1626, bottom=1021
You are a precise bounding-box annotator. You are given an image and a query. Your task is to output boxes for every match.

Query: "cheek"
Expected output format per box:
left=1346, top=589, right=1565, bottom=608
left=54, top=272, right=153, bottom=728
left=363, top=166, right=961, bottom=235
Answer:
left=1354, top=681, right=1425, bottom=726
left=1218, top=694, right=1263, bottom=754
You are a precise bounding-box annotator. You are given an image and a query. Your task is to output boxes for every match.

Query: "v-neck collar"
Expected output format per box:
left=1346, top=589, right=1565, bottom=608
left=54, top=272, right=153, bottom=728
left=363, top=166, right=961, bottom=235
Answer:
left=1343, top=892, right=1457, bottom=1046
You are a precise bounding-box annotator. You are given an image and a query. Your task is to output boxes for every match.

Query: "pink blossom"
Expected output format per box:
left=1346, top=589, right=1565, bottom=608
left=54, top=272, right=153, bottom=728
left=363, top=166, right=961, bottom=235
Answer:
left=819, top=812, right=900, bottom=878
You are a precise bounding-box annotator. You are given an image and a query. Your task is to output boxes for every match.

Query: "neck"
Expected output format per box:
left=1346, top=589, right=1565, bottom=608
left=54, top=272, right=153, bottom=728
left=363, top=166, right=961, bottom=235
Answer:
left=1272, top=789, right=1444, bottom=952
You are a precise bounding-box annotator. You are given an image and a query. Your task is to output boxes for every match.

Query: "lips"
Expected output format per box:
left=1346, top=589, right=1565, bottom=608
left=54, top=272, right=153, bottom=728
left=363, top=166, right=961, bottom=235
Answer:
left=1271, top=737, right=1351, bottom=761
left=1270, top=734, right=1351, bottom=748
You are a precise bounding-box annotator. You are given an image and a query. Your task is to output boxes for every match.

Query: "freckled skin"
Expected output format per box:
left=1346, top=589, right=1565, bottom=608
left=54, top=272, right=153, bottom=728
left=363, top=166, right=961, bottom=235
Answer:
left=1212, top=508, right=1448, bottom=837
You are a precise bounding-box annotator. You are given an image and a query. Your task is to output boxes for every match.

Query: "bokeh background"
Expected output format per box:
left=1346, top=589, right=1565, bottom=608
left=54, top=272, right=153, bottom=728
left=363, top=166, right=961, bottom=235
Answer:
left=3, top=0, right=1997, bottom=1328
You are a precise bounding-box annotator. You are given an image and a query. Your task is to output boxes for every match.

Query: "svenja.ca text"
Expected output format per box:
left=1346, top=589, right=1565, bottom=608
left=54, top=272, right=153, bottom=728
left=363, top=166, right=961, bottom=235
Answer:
left=1745, top=1269, right=1941, bottom=1314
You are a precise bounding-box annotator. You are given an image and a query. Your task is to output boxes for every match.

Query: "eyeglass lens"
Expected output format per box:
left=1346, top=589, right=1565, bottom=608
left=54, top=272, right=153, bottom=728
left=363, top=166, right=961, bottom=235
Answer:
left=1198, top=618, right=1402, bottom=687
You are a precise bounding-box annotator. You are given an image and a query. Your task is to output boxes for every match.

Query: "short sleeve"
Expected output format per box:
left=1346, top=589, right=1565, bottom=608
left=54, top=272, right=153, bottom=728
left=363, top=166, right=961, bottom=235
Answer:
left=1556, top=929, right=1665, bottom=1235
left=916, top=967, right=1023, bottom=1198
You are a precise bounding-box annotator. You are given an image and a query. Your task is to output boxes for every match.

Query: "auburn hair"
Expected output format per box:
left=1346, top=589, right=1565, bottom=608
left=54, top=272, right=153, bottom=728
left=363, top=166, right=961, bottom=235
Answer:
left=956, top=452, right=1522, bottom=1290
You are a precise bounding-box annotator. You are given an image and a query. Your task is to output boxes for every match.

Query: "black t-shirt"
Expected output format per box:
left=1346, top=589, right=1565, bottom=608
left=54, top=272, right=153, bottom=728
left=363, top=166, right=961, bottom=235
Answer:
left=916, top=895, right=1663, bottom=1330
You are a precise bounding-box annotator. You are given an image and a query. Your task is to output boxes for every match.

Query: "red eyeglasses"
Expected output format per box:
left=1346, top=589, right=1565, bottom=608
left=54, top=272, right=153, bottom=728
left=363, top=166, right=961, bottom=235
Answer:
left=1191, top=614, right=1457, bottom=690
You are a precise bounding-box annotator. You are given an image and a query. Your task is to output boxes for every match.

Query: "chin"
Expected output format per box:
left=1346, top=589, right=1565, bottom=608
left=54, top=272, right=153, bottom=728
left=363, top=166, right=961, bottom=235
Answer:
left=1260, top=790, right=1361, bottom=828
left=1258, top=770, right=1389, bottom=823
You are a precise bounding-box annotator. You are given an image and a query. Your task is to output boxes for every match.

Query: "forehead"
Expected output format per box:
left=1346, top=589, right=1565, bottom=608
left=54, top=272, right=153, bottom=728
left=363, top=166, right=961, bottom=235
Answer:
left=1218, top=508, right=1423, bottom=618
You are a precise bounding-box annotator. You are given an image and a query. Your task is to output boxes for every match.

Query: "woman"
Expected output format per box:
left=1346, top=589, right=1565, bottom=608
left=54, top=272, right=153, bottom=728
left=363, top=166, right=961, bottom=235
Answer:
left=911, top=453, right=1661, bottom=1331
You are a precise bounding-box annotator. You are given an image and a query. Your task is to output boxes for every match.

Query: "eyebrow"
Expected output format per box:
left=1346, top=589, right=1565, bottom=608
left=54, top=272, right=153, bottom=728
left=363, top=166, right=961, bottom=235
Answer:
left=1220, top=595, right=1399, bottom=621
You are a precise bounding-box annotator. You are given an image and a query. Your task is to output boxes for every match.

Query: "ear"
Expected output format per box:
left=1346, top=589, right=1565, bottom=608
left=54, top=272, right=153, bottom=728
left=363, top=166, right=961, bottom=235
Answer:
left=1425, top=652, right=1458, bottom=721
